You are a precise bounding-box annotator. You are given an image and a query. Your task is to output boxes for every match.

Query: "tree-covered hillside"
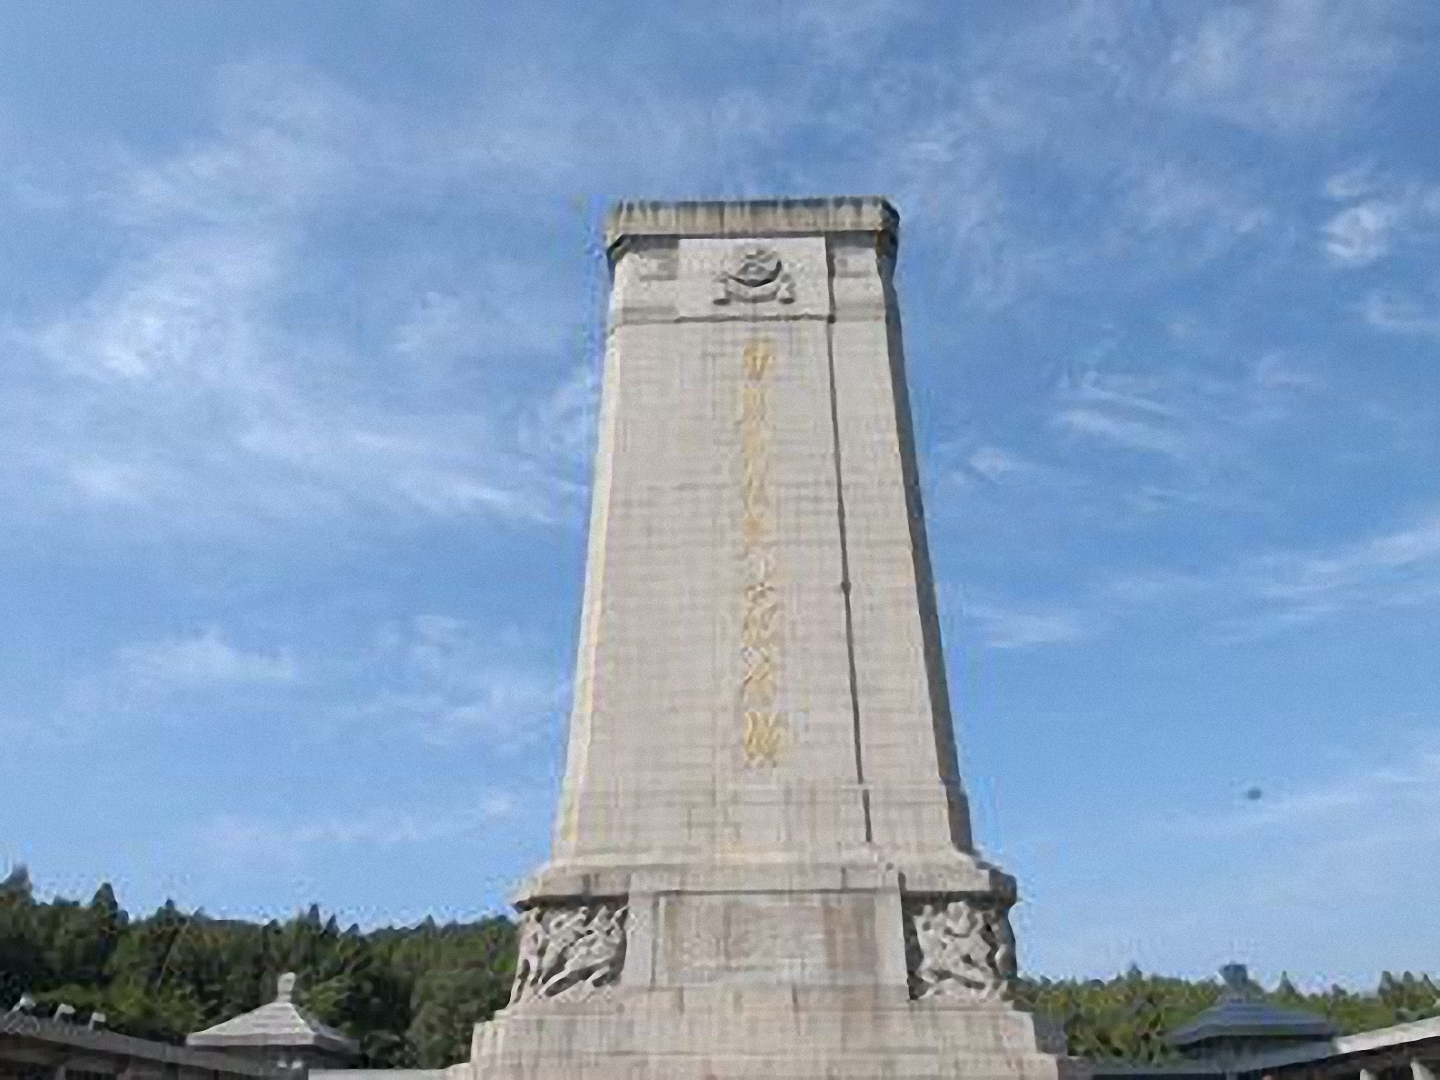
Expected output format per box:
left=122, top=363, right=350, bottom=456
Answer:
left=0, top=867, right=513, bottom=1067
left=1014, top=969, right=1440, bottom=1063
left=3, top=866, right=1437, bottom=1067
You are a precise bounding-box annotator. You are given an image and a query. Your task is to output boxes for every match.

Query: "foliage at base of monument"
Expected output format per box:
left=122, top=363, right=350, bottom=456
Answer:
left=0, top=867, right=514, bottom=1068
left=5, top=867, right=1438, bottom=1066
left=1013, top=968, right=1440, bottom=1063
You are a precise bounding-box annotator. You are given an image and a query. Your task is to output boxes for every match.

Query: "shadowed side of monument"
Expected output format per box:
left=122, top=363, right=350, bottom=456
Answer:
left=463, top=197, right=1084, bottom=1080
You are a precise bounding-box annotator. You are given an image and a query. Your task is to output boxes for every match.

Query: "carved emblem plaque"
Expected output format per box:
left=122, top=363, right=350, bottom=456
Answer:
left=713, top=245, right=796, bottom=305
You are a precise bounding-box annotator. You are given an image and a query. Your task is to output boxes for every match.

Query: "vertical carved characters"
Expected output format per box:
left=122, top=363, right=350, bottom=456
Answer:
left=508, top=901, right=628, bottom=1005
left=903, top=895, right=1017, bottom=1002
left=740, top=338, right=785, bottom=766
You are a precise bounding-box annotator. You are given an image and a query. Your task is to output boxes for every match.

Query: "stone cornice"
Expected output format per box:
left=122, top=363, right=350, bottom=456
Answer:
left=605, top=196, right=899, bottom=255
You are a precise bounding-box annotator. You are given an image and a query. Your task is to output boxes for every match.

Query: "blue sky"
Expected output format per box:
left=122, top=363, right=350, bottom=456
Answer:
left=2, top=0, right=1438, bottom=988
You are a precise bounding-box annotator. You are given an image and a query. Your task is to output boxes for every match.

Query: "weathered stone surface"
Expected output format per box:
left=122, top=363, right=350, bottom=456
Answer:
left=464, top=197, right=1084, bottom=1080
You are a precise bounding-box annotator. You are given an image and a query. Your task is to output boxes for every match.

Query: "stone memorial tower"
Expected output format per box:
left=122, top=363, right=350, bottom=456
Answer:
left=466, top=198, right=1078, bottom=1080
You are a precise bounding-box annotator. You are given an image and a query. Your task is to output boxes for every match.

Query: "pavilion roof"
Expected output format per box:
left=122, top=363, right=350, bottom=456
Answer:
left=186, top=973, right=359, bottom=1060
left=1170, top=966, right=1336, bottom=1049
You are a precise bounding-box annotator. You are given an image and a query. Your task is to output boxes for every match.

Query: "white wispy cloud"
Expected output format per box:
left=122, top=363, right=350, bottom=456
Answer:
left=1064, top=733, right=1440, bottom=981
left=1321, top=167, right=1440, bottom=267
left=112, top=61, right=368, bottom=226
left=1360, top=288, right=1440, bottom=338
left=958, top=507, right=1440, bottom=651
left=1052, top=352, right=1332, bottom=490
left=339, top=615, right=568, bottom=746
left=391, top=262, right=576, bottom=370
left=32, top=232, right=280, bottom=384
left=40, top=612, right=563, bottom=746
left=1049, top=363, right=1272, bottom=474
left=3, top=6, right=1395, bottom=547
left=1124, top=160, right=1269, bottom=262
left=950, top=583, right=1094, bottom=650
left=2, top=4, right=1415, bottom=547
left=117, top=627, right=296, bottom=688
left=2, top=626, right=299, bottom=743
left=962, top=446, right=1054, bottom=486
left=517, top=360, right=602, bottom=476
left=4, top=61, right=594, bottom=538
left=1325, top=163, right=1383, bottom=200
left=964, top=601, right=1091, bottom=650
left=928, top=350, right=1342, bottom=638
left=1323, top=201, right=1404, bottom=267
left=1173, top=741, right=1440, bottom=845
left=1164, top=0, right=1400, bottom=134
left=201, top=790, right=515, bottom=865
left=1056, top=407, right=1190, bottom=460
left=709, top=0, right=921, bottom=66
left=1101, top=511, right=1440, bottom=639
left=829, top=0, right=1401, bottom=314
left=1240, top=512, right=1440, bottom=615
left=820, top=7, right=1280, bottom=304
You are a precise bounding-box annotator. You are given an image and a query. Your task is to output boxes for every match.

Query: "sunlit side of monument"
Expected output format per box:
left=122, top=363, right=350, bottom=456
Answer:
left=463, top=198, right=1081, bottom=1079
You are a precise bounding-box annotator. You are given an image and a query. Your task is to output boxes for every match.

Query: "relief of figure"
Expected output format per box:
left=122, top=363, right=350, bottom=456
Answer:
left=510, top=908, right=547, bottom=1003
left=905, top=896, right=1017, bottom=1002
left=508, top=901, right=628, bottom=1006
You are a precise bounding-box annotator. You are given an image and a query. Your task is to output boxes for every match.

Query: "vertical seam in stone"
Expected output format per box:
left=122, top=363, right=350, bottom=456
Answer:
left=824, top=259, right=873, bottom=844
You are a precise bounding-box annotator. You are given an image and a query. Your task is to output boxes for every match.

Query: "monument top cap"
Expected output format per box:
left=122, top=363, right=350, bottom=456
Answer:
left=605, top=196, right=898, bottom=252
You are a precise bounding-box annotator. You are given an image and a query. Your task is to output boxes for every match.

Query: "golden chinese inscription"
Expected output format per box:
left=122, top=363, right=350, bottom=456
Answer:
left=739, top=339, right=785, bottom=766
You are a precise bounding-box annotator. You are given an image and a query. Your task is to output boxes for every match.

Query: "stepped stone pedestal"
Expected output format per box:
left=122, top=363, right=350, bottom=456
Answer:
left=463, top=198, right=1084, bottom=1080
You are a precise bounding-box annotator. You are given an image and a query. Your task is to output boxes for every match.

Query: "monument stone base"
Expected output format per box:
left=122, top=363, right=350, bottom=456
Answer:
left=469, top=989, right=1073, bottom=1080
left=461, top=856, right=1085, bottom=1080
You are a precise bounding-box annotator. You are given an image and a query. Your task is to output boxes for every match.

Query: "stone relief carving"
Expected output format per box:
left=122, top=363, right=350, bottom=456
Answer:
left=904, top=895, right=1016, bottom=1002
left=633, top=248, right=678, bottom=281
left=714, top=245, right=796, bottom=305
left=509, top=901, right=628, bottom=1005
left=611, top=236, right=678, bottom=282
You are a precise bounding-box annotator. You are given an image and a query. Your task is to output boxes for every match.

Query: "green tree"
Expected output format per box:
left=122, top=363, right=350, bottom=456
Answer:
left=0, top=866, right=44, bottom=1005
left=9, top=868, right=1433, bottom=1066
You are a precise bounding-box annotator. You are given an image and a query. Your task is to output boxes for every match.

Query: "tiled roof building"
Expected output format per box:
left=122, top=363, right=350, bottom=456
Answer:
left=186, top=975, right=358, bottom=1072
left=1092, top=966, right=1439, bottom=1080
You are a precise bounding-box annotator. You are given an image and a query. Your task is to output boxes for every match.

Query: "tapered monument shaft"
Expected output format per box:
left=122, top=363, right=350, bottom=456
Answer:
left=553, top=197, right=968, bottom=867
left=465, top=198, right=1078, bottom=1080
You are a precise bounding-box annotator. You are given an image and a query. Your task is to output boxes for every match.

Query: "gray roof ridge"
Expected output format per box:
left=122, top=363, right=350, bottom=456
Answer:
left=1239, top=1013, right=1440, bottom=1071
left=186, top=974, right=358, bottom=1056
left=1170, top=965, right=1335, bottom=1047
left=1, top=1011, right=282, bottom=1077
